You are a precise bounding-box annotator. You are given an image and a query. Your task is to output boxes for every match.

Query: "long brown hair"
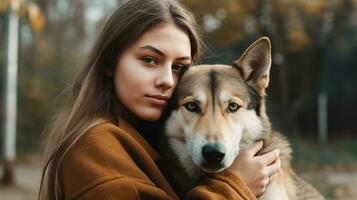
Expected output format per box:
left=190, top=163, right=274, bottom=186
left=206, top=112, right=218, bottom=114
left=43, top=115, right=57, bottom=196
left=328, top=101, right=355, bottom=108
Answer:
left=39, top=0, right=202, bottom=199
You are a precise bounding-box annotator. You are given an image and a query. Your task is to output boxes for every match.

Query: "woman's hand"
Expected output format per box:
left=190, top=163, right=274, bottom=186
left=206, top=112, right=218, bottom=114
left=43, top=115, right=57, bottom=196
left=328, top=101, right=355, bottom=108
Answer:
left=228, top=141, right=281, bottom=196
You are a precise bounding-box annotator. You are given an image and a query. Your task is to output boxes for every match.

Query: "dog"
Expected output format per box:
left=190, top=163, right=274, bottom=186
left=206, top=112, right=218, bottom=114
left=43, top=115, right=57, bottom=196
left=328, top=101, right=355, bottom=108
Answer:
left=163, top=37, right=325, bottom=199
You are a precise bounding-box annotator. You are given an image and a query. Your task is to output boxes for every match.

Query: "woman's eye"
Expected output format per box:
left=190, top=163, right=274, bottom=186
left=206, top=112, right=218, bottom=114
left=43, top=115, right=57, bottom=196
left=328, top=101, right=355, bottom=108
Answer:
left=227, top=103, right=240, bottom=113
left=172, top=64, right=188, bottom=72
left=142, top=57, right=158, bottom=65
left=183, top=102, right=200, bottom=113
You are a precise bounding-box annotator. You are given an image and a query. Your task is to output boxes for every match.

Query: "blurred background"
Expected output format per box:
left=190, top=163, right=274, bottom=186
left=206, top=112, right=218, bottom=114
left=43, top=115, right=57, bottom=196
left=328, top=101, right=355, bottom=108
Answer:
left=0, top=0, right=356, bottom=199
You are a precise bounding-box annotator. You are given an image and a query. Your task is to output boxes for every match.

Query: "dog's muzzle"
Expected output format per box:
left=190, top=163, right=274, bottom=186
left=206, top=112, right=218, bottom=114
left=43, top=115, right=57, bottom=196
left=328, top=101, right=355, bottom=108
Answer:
left=201, top=143, right=226, bottom=171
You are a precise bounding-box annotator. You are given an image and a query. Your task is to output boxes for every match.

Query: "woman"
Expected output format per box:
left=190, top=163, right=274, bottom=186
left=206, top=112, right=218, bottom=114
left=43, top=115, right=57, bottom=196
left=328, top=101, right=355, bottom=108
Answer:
left=39, top=0, right=281, bottom=199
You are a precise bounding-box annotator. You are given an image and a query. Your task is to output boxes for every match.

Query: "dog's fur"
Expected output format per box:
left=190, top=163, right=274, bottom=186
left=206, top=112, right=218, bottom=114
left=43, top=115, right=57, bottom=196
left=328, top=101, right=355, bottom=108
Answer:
left=163, top=37, right=324, bottom=199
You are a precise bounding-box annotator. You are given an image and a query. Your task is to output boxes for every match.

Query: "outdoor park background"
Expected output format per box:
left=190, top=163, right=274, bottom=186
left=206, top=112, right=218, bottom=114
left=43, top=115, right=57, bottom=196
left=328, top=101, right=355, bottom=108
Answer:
left=0, top=0, right=357, bottom=199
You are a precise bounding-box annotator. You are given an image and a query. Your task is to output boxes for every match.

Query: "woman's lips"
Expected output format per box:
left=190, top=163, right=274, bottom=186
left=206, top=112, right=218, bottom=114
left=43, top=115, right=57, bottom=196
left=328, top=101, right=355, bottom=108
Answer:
left=145, top=95, right=169, bottom=107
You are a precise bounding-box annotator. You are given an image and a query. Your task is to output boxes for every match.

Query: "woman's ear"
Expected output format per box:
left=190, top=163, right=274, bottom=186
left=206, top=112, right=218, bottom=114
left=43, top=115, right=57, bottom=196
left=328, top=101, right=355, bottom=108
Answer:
left=233, top=37, right=272, bottom=96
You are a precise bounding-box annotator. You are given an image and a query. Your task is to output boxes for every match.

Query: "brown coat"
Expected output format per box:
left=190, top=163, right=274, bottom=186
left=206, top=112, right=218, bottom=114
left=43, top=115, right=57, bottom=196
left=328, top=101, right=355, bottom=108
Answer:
left=61, top=120, right=256, bottom=200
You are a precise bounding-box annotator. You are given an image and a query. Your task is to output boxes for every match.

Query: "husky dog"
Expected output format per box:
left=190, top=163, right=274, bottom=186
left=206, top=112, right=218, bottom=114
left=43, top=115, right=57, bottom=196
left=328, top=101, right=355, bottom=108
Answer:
left=164, top=37, right=324, bottom=199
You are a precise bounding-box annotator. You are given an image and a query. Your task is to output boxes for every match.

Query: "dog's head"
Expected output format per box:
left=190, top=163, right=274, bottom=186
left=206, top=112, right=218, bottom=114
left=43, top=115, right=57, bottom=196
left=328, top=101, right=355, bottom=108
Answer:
left=165, top=37, right=272, bottom=176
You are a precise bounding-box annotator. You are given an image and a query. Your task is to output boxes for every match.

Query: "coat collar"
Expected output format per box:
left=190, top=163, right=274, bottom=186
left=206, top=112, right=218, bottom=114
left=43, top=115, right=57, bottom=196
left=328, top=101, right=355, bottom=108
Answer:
left=117, top=118, right=160, bottom=161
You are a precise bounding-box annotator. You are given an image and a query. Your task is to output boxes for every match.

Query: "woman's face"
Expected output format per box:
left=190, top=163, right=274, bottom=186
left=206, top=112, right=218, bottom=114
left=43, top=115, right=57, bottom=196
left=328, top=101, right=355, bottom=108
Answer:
left=114, top=23, right=192, bottom=121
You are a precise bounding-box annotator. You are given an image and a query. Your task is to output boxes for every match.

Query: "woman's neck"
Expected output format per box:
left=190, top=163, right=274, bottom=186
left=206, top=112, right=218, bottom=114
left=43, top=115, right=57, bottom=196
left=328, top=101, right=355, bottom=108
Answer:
left=112, top=99, right=161, bottom=149
left=113, top=99, right=140, bottom=127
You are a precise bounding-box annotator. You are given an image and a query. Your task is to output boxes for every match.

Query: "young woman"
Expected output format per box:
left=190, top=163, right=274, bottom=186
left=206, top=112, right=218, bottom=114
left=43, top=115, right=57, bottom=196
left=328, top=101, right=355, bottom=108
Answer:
left=39, top=0, right=281, bottom=199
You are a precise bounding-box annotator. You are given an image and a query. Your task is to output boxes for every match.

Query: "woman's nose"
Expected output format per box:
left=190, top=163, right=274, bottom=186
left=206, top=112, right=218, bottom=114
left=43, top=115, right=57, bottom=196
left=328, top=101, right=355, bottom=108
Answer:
left=155, top=66, right=175, bottom=90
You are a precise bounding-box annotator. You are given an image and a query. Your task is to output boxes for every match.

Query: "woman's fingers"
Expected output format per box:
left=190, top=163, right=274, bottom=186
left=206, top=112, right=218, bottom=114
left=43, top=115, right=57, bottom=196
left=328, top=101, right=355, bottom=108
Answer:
left=230, top=141, right=282, bottom=197
left=246, top=141, right=264, bottom=156
left=266, top=157, right=281, bottom=176
left=257, top=148, right=280, bottom=165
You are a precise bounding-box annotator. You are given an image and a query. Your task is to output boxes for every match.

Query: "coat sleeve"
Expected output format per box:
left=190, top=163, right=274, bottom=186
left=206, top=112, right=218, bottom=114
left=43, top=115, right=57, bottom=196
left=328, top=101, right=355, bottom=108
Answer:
left=73, top=176, right=172, bottom=200
left=186, top=170, right=257, bottom=200
left=60, top=125, right=256, bottom=200
left=70, top=172, right=256, bottom=200
left=61, top=127, right=174, bottom=200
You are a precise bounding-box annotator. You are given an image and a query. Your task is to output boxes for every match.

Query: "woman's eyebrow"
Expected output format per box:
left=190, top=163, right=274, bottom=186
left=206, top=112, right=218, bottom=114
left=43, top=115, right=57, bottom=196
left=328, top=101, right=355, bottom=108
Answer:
left=140, top=45, right=191, bottom=61
left=140, top=45, right=165, bottom=56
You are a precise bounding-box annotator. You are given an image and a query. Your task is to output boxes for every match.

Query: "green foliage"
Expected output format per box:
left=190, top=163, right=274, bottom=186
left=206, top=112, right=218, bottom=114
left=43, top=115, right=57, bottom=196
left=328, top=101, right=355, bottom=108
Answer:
left=289, top=133, right=357, bottom=169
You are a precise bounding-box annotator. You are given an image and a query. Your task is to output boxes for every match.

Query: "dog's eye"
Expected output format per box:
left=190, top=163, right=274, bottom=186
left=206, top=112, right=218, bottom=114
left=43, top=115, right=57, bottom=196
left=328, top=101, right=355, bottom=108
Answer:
left=227, top=103, right=240, bottom=112
left=184, top=102, right=200, bottom=113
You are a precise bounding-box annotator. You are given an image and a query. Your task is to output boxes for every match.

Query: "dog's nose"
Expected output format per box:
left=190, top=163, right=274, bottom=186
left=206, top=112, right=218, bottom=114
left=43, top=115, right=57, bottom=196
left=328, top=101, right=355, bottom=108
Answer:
left=201, top=143, right=226, bottom=165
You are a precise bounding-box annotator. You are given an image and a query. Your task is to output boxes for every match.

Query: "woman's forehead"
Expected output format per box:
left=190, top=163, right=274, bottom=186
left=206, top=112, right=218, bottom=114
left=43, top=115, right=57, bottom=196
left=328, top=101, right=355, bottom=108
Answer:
left=130, top=23, right=192, bottom=58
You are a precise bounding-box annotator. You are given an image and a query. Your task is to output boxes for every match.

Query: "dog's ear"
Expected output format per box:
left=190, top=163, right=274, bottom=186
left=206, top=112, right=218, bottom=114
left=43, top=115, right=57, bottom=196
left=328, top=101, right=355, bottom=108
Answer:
left=233, top=37, right=272, bottom=96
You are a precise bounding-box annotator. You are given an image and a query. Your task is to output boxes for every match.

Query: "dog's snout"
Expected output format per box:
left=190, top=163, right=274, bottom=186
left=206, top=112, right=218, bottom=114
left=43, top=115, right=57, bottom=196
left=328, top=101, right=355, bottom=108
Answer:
left=201, top=143, right=226, bottom=165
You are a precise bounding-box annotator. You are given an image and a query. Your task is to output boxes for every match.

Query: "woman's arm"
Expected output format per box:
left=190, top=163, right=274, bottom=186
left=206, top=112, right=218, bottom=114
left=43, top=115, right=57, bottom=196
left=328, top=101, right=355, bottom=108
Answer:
left=61, top=125, right=272, bottom=200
